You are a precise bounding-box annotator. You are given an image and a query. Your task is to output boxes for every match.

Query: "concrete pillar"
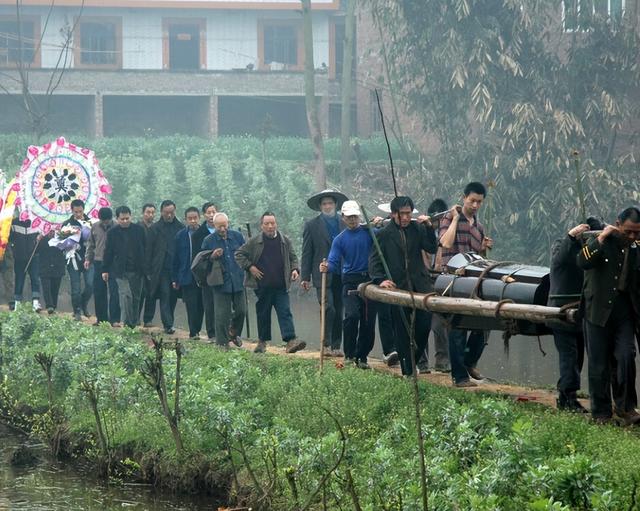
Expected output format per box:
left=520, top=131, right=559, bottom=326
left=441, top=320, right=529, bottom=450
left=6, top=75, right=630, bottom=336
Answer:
left=94, top=92, right=104, bottom=138
left=209, top=94, right=219, bottom=139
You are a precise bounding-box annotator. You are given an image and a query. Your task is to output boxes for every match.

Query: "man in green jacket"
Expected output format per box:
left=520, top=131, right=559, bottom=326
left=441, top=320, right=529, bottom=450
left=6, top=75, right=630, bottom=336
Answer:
left=235, top=211, right=305, bottom=354
left=577, top=206, right=640, bottom=426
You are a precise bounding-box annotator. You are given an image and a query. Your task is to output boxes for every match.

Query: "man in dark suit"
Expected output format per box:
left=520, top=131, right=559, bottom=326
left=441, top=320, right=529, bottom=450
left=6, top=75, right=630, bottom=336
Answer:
left=146, top=200, right=184, bottom=334
left=102, top=206, right=146, bottom=328
left=577, top=206, right=640, bottom=425
left=548, top=220, right=598, bottom=413
left=369, top=196, right=438, bottom=376
left=300, top=189, right=348, bottom=357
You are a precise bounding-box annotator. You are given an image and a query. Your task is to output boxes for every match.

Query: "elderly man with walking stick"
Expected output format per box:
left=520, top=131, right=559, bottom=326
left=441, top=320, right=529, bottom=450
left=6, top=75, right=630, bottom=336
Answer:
left=301, top=189, right=348, bottom=357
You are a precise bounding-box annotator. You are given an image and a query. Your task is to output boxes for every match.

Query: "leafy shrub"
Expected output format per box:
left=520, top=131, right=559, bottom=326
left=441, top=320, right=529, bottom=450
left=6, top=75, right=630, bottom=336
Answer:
left=0, top=311, right=639, bottom=509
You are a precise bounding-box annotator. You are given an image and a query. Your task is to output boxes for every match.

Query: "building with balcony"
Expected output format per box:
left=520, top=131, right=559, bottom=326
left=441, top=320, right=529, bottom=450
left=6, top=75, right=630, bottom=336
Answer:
left=0, top=0, right=355, bottom=138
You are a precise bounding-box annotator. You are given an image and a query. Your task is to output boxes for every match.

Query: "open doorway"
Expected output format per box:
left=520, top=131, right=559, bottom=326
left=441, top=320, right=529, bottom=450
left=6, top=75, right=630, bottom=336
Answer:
left=163, top=19, right=205, bottom=71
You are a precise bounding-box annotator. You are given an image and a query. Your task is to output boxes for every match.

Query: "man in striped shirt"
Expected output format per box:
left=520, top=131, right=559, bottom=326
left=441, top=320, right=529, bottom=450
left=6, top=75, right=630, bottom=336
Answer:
left=439, top=182, right=493, bottom=387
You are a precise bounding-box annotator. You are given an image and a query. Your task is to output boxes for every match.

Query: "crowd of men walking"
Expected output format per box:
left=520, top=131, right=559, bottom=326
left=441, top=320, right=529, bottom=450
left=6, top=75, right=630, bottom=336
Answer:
left=1, top=182, right=639, bottom=426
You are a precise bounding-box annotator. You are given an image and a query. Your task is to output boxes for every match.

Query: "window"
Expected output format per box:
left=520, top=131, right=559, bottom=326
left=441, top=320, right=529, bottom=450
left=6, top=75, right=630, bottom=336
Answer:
left=163, top=19, right=206, bottom=71
left=259, top=21, right=302, bottom=70
left=0, top=18, right=39, bottom=67
left=562, top=0, right=625, bottom=31
left=75, top=18, right=121, bottom=68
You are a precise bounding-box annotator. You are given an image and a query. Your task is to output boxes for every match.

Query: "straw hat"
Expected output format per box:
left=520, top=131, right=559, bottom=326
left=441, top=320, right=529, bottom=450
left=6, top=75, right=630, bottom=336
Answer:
left=306, top=189, right=348, bottom=211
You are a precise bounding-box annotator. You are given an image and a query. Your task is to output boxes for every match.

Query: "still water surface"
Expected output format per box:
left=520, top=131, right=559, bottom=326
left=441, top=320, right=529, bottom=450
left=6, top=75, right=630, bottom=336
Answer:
left=0, top=425, right=216, bottom=510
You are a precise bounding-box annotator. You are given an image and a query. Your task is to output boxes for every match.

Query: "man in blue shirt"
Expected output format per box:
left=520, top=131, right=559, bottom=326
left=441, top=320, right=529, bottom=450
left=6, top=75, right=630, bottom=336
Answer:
left=320, top=200, right=378, bottom=369
left=202, top=213, right=246, bottom=349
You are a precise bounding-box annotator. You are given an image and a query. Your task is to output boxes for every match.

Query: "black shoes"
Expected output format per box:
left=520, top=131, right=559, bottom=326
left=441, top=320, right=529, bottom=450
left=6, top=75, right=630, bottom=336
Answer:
left=466, top=366, right=485, bottom=380
left=557, top=392, right=588, bottom=414
left=454, top=380, right=478, bottom=388
left=382, top=351, right=399, bottom=367
left=614, top=409, right=640, bottom=426
left=284, top=339, right=306, bottom=353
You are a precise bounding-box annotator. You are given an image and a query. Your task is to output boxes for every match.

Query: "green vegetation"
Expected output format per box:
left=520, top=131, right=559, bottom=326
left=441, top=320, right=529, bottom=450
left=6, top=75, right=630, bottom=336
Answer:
left=0, top=134, right=408, bottom=252
left=1, top=308, right=640, bottom=510
left=366, top=0, right=640, bottom=262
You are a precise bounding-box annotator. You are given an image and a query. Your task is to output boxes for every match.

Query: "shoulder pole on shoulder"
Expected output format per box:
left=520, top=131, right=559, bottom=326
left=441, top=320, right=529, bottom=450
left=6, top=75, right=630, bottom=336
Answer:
left=370, top=89, right=429, bottom=511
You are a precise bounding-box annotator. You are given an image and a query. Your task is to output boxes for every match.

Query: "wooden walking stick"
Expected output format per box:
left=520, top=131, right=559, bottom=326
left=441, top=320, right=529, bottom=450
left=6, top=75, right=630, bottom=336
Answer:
left=23, top=236, right=41, bottom=275
left=319, top=258, right=327, bottom=373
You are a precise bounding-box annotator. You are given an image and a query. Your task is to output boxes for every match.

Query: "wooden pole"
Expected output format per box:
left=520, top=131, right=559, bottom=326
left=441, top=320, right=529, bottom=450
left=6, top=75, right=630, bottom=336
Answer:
left=357, top=283, right=577, bottom=327
left=573, top=149, right=586, bottom=221
left=23, top=237, right=40, bottom=274
left=319, top=258, right=327, bottom=373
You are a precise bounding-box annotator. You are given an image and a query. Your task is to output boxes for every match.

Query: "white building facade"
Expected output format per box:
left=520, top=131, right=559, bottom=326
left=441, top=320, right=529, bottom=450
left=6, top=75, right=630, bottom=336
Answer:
left=0, top=0, right=351, bottom=137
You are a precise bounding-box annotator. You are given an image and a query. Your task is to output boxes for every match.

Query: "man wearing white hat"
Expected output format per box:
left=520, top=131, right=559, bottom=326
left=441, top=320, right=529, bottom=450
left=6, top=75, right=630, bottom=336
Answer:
left=301, top=189, right=348, bottom=357
left=320, top=200, right=378, bottom=369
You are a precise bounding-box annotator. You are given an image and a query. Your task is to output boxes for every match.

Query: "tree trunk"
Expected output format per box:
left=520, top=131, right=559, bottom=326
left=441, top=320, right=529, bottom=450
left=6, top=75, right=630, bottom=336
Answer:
left=371, top=5, right=416, bottom=174
left=339, top=0, right=357, bottom=190
left=301, top=0, right=326, bottom=190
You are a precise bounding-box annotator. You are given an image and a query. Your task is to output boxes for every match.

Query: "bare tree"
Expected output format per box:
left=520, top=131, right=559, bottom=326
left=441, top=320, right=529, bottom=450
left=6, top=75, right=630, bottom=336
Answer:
left=0, top=0, right=85, bottom=140
left=301, top=0, right=327, bottom=190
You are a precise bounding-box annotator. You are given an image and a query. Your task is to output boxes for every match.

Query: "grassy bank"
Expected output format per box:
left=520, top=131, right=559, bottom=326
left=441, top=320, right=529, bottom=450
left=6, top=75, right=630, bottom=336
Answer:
left=1, top=309, right=639, bottom=510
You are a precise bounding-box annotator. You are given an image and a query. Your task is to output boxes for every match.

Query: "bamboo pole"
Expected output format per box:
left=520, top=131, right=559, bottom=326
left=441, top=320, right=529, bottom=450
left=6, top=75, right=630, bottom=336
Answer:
left=357, top=283, right=577, bottom=327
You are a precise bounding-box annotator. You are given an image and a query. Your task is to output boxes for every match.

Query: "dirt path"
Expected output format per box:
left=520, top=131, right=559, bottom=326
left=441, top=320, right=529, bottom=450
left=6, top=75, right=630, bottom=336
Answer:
left=135, top=321, right=570, bottom=410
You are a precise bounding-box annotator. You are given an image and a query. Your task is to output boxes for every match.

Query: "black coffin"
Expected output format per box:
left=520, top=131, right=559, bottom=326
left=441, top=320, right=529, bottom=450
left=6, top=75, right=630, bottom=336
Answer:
left=433, top=253, right=552, bottom=336
left=444, top=253, right=551, bottom=285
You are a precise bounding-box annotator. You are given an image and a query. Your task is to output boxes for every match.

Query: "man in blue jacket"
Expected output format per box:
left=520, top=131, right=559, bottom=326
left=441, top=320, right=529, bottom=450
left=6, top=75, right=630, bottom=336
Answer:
left=172, top=207, right=204, bottom=339
left=202, top=212, right=246, bottom=348
left=320, top=201, right=379, bottom=369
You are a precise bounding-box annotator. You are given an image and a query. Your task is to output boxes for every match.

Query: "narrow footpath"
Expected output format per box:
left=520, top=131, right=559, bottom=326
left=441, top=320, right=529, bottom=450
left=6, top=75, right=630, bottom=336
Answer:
left=2, top=307, right=581, bottom=411
left=134, top=320, right=574, bottom=411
